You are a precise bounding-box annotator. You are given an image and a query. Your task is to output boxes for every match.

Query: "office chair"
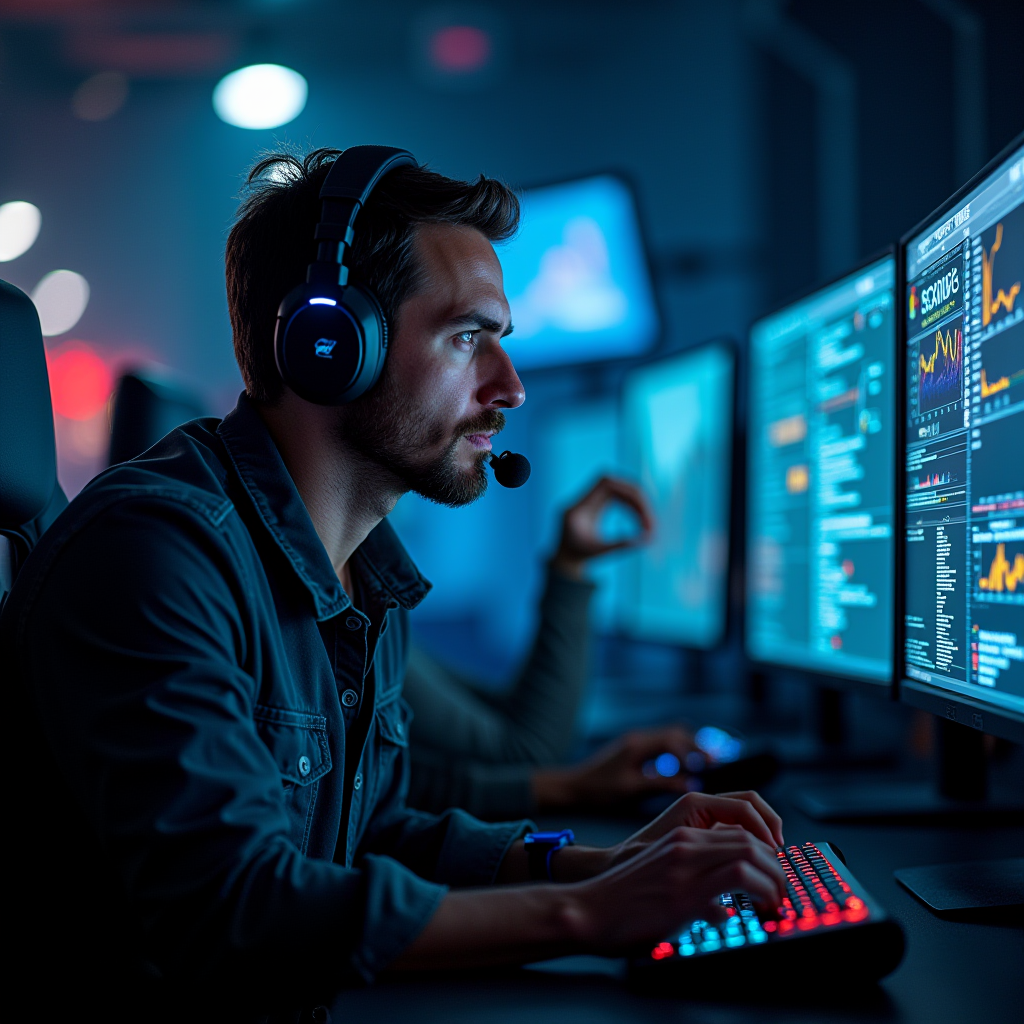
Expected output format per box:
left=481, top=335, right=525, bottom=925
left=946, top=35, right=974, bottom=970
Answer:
left=108, top=369, right=205, bottom=467
left=0, top=278, right=67, bottom=606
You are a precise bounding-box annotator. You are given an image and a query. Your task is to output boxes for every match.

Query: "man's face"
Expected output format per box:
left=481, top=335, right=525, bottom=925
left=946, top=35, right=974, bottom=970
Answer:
left=340, top=223, right=525, bottom=506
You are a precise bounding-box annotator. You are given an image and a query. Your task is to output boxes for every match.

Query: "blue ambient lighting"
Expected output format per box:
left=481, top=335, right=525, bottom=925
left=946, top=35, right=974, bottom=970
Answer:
left=653, top=752, right=681, bottom=778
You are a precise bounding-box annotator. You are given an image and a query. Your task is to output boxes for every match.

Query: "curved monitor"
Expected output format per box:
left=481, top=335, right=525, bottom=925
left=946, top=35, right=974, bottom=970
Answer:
left=618, top=341, right=735, bottom=649
left=498, top=174, right=659, bottom=371
left=746, top=254, right=897, bottom=686
left=900, top=134, right=1024, bottom=743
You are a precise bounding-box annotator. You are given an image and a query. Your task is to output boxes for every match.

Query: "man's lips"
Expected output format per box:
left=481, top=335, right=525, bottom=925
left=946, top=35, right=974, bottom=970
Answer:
left=463, top=431, right=495, bottom=451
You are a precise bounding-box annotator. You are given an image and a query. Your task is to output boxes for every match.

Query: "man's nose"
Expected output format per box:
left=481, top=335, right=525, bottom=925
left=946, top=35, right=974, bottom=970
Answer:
left=478, top=343, right=525, bottom=410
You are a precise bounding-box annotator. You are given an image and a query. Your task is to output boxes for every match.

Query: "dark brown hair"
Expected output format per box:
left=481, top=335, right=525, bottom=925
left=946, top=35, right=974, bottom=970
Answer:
left=225, top=148, right=520, bottom=404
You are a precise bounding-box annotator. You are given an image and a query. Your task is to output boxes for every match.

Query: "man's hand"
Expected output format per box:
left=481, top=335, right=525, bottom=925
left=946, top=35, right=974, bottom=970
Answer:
left=606, top=791, right=785, bottom=871
left=531, top=726, right=697, bottom=811
left=551, top=475, right=654, bottom=580
left=572, top=825, right=787, bottom=951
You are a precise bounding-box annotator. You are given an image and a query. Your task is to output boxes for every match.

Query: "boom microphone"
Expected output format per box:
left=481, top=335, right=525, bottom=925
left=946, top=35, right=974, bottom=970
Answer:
left=489, top=450, right=531, bottom=488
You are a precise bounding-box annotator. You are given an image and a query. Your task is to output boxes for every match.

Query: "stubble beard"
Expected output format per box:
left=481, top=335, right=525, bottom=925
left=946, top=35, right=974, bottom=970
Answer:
left=337, top=364, right=504, bottom=508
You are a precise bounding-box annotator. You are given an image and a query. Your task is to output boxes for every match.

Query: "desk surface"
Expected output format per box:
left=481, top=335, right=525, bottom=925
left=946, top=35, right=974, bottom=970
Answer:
left=333, top=778, right=1024, bottom=1024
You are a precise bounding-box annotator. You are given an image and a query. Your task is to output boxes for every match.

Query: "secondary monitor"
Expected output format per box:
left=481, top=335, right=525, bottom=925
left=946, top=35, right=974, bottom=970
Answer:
left=498, top=174, right=659, bottom=371
left=746, top=254, right=897, bottom=684
left=901, top=135, right=1024, bottom=742
left=618, top=341, right=734, bottom=649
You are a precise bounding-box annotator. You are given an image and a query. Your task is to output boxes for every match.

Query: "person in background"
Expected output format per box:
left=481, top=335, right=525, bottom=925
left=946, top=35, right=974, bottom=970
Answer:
left=405, top=475, right=699, bottom=820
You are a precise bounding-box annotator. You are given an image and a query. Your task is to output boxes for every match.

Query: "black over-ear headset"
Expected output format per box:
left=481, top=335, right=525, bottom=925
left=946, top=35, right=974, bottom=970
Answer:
left=274, top=145, right=416, bottom=405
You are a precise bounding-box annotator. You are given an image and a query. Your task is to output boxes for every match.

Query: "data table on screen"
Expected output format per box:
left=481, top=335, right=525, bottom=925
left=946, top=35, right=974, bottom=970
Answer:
left=746, top=256, right=896, bottom=683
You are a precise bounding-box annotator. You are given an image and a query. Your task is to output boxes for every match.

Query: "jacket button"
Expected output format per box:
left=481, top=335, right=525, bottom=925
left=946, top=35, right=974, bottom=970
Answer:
left=345, top=616, right=362, bottom=631
left=395, top=720, right=403, bottom=737
left=341, top=689, right=359, bottom=708
left=353, top=773, right=362, bottom=790
left=298, top=755, right=311, bottom=777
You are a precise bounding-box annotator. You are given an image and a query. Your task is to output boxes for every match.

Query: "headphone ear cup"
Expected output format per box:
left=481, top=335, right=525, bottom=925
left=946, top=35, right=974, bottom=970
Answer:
left=274, top=282, right=387, bottom=405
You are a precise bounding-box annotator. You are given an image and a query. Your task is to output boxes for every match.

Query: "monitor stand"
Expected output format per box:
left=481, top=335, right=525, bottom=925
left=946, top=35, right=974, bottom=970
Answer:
left=769, top=686, right=897, bottom=770
left=893, top=857, right=1024, bottom=918
left=794, top=719, right=1024, bottom=822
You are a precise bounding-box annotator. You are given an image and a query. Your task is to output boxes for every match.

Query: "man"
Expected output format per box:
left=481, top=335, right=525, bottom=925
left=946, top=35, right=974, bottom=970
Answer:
left=405, top=475, right=702, bottom=819
left=3, top=148, right=784, bottom=1020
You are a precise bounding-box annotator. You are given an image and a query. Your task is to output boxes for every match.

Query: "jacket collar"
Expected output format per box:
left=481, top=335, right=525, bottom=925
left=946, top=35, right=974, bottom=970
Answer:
left=217, top=392, right=430, bottom=621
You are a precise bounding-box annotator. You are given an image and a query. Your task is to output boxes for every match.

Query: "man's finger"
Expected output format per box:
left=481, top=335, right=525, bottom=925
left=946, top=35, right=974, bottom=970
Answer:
left=718, top=791, right=785, bottom=847
left=686, top=793, right=778, bottom=848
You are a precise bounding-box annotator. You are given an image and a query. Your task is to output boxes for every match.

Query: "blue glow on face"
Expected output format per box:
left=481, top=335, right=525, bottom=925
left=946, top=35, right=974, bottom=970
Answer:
left=654, top=752, right=681, bottom=778
left=309, top=297, right=337, bottom=306
left=496, top=174, right=658, bottom=370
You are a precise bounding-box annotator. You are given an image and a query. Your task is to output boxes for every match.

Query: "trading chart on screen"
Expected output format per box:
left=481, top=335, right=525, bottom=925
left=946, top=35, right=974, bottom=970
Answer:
left=904, top=144, right=1024, bottom=715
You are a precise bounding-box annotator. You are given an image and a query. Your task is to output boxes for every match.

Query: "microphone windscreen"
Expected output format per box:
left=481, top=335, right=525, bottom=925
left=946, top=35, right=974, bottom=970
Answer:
left=490, top=450, right=531, bottom=488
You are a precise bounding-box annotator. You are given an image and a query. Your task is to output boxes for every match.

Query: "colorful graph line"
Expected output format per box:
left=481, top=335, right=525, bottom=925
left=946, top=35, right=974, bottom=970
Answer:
left=980, top=366, right=1024, bottom=397
left=919, top=326, right=962, bottom=410
left=981, top=223, right=1022, bottom=327
left=979, top=543, right=1024, bottom=593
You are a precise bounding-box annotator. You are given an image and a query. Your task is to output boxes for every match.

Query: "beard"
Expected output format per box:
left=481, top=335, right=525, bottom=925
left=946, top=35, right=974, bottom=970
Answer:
left=336, top=361, right=505, bottom=508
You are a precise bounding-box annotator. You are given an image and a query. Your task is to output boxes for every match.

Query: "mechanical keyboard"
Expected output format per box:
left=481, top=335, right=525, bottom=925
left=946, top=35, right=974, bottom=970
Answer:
left=629, top=841, right=904, bottom=985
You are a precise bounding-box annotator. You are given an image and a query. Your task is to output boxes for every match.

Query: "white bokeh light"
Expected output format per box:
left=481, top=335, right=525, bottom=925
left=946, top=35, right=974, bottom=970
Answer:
left=0, top=201, right=42, bottom=262
left=213, top=64, right=308, bottom=129
left=31, top=270, right=90, bottom=336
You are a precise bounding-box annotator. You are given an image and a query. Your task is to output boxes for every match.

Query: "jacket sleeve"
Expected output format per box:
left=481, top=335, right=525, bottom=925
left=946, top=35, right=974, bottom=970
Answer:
left=16, top=495, right=446, bottom=995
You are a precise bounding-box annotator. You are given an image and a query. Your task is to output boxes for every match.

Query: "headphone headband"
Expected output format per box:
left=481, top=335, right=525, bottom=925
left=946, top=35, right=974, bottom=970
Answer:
left=310, top=146, right=416, bottom=287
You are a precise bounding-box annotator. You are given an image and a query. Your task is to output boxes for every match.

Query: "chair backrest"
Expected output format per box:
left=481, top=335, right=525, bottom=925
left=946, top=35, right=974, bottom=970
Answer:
left=0, top=278, right=61, bottom=603
left=108, top=369, right=205, bottom=466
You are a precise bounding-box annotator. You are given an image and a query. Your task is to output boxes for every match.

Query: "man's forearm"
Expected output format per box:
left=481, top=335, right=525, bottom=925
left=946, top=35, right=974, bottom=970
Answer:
left=495, top=839, right=612, bottom=884
left=388, top=884, right=590, bottom=971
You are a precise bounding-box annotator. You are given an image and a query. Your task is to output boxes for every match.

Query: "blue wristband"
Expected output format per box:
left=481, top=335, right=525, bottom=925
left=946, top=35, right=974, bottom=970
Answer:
left=524, top=830, right=575, bottom=881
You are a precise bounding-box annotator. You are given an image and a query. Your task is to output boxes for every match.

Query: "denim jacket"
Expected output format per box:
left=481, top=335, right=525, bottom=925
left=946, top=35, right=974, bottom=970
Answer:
left=2, top=392, right=529, bottom=1010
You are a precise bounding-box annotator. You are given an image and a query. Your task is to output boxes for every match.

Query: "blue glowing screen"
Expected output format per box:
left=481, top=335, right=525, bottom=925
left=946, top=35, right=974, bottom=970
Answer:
left=618, top=343, right=735, bottom=648
left=497, top=174, right=659, bottom=370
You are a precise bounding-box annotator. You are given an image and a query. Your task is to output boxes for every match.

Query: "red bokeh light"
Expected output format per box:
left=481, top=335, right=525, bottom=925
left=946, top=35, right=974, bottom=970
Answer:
left=47, top=343, right=113, bottom=420
left=429, top=25, right=491, bottom=73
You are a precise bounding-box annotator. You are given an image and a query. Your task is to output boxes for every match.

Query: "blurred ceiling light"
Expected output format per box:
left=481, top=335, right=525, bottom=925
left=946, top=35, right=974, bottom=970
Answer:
left=73, top=71, right=130, bottom=121
left=31, top=270, right=91, bottom=337
left=429, top=25, right=492, bottom=73
left=213, top=64, right=307, bottom=129
left=0, top=201, right=42, bottom=262
left=46, top=343, right=114, bottom=422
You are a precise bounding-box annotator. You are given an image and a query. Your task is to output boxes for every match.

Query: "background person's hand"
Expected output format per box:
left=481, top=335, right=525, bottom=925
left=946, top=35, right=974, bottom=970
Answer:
left=551, top=475, right=654, bottom=579
left=531, top=725, right=696, bottom=811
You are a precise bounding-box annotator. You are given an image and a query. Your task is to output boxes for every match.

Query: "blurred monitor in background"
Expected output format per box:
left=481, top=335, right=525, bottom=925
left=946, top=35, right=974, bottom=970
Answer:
left=746, top=254, right=897, bottom=686
left=618, top=342, right=735, bottom=648
left=498, top=174, right=659, bottom=371
left=534, top=396, right=629, bottom=631
left=108, top=369, right=205, bottom=466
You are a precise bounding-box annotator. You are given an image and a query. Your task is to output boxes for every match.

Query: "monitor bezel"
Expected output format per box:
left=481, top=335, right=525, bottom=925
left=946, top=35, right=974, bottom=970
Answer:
left=743, top=245, right=901, bottom=698
left=613, top=334, right=739, bottom=652
left=896, top=131, right=1024, bottom=740
left=500, top=169, right=664, bottom=375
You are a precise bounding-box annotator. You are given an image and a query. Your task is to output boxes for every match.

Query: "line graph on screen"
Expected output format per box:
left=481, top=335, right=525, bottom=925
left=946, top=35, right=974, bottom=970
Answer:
left=918, top=325, right=963, bottom=412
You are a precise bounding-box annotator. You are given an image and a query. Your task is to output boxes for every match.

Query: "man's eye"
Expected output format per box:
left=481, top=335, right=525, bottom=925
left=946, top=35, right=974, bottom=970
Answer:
left=454, top=330, right=477, bottom=348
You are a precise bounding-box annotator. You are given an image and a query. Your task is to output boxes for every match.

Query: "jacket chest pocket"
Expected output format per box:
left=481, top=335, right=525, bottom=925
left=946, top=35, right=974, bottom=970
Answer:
left=370, top=696, right=410, bottom=803
left=253, top=705, right=332, bottom=853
